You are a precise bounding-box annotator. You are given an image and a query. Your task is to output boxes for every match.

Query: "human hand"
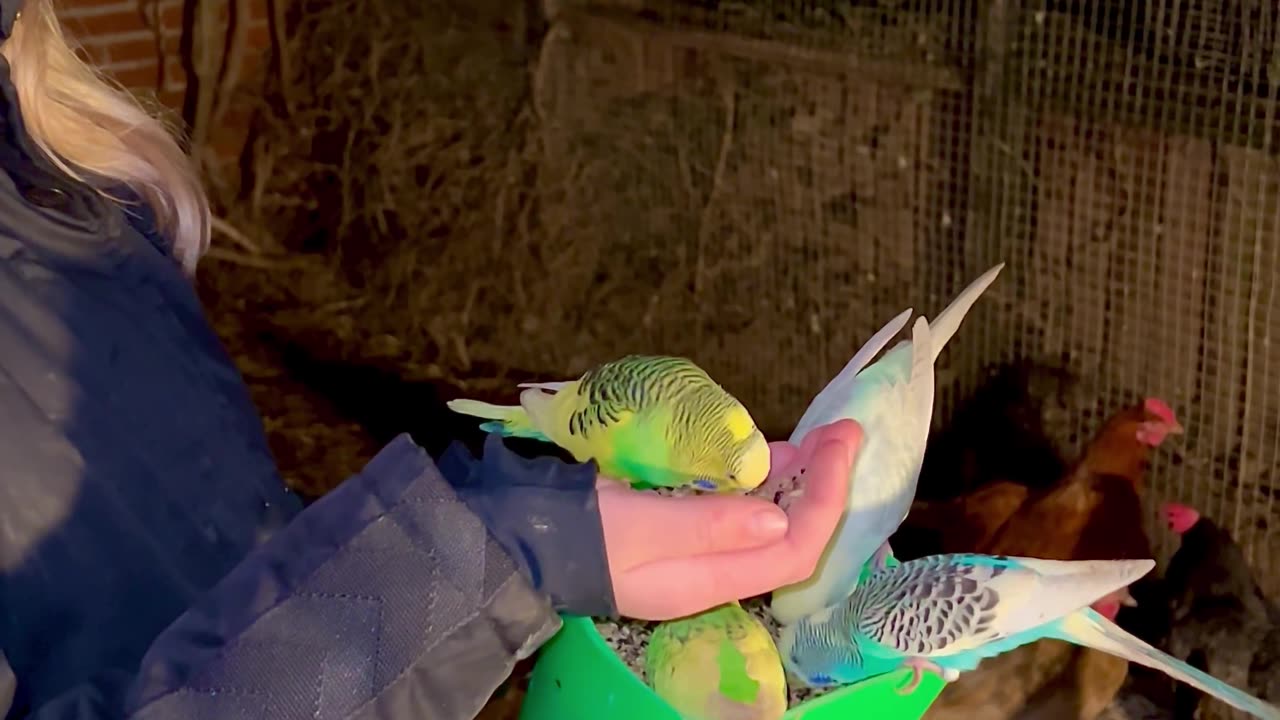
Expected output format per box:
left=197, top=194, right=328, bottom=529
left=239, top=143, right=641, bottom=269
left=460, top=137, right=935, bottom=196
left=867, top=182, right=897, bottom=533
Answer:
left=598, top=419, right=861, bottom=620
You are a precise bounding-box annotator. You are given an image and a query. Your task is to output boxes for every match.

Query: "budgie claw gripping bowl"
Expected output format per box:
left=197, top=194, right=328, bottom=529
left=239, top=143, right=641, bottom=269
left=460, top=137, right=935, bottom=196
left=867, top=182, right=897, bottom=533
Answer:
left=519, top=614, right=945, bottom=720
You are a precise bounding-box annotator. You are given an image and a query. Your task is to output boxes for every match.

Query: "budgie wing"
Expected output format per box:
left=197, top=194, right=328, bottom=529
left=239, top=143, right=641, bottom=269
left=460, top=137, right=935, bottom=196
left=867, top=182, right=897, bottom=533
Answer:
left=887, top=315, right=936, bottom=498
left=520, top=385, right=641, bottom=469
left=788, top=308, right=913, bottom=444
left=520, top=361, right=650, bottom=446
left=520, top=355, right=683, bottom=442
left=857, top=555, right=1027, bottom=657
left=859, top=555, right=1155, bottom=658
left=923, top=263, right=1004, bottom=364
left=528, top=356, right=747, bottom=489
left=800, top=261, right=1000, bottom=445
left=821, top=320, right=934, bottom=569
left=769, top=317, right=934, bottom=621
left=824, top=314, right=932, bottom=440
left=822, top=315, right=934, bottom=532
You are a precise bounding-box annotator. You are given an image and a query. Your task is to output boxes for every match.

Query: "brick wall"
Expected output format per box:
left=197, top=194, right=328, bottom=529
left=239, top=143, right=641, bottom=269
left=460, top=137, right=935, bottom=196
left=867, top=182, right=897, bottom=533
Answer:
left=57, top=0, right=273, bottom=162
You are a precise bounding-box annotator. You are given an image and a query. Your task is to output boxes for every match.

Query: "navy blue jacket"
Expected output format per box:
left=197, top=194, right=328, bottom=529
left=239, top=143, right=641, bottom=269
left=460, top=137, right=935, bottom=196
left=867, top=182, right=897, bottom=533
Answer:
left=0, top=13, right=614, bottom=719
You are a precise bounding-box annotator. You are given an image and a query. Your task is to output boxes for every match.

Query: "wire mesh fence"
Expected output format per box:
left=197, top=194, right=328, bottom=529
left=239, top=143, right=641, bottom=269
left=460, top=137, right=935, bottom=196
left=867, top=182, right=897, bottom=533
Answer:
left=531, top=0, right=1280, bottom=592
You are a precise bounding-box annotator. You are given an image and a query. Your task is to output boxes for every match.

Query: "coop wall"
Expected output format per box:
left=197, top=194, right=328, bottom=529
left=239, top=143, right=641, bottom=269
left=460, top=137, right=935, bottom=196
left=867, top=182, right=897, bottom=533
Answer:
left=59, top=0, right=272, bottom=162
left=533, top=0, right=1280, bottom=593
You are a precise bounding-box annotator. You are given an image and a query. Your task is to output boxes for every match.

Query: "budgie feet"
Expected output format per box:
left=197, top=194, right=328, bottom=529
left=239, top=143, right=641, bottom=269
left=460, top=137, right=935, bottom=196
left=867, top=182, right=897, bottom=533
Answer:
left=895, top=658, right=959, bottom=695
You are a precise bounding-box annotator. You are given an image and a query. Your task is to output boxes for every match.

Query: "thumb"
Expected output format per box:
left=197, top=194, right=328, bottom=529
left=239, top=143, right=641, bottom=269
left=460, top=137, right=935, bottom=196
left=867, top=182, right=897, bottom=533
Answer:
left=814, top=418, right=862, bottom=464
left=600, top=489, right=789, bottom=569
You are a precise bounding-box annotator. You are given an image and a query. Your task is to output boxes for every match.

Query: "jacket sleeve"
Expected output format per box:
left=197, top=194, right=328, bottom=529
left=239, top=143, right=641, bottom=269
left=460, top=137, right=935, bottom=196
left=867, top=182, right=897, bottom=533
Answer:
left=25, top=433, right=614, bottom=720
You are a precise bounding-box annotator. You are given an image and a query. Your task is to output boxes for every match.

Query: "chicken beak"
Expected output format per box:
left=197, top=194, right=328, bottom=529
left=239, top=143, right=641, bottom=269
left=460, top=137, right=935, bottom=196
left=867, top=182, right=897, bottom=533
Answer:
left=1166, top=420, right=1185, bottom=436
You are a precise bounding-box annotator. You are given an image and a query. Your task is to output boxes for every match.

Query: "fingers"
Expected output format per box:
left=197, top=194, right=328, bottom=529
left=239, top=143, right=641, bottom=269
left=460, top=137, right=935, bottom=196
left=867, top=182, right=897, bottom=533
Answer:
left=755, top=434, right=859, bottom=581
left=814, top=418, right=862, bottom=464
left=793, top=422, right=860, bottom=511
left=600, top=419, right=863, bottom=570
left=618, top=432, right=860, bottom=619
left=756, top=419, right=861, bottom=504
left=599, top=488, right=791, bottom=570
left=770, top=418, right=860, bottom=477
left=767, top=441, right=799, bottom=474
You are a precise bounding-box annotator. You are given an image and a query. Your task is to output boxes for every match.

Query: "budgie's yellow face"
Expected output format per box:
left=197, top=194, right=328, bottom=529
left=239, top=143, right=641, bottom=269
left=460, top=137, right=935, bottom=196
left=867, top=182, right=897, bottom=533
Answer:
left=727, top=428, right=771, bottom=491
left=714, top=406, right=770, bottom=492
left=675, top=397, right=771, bottom=492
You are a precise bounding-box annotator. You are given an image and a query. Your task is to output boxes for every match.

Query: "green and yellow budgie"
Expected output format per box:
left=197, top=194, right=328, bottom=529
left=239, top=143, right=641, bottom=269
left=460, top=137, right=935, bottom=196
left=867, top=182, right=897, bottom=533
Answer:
left=445, top=354, right=771, bottom=492
left=645, top=602, right=788, bottom=720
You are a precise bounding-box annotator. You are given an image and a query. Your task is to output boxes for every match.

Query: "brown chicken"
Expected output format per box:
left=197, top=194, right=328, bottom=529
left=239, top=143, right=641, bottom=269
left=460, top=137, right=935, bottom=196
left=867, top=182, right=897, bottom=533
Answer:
left=903, top=397, right=1180, bottom=563
left=917, top=358, right=1089, bottom=498
left=894, top=358, right=1089, bottom=561
left=921, top=397, right=1185, bottom=720
left=899, top=480, right=1031, bottom=556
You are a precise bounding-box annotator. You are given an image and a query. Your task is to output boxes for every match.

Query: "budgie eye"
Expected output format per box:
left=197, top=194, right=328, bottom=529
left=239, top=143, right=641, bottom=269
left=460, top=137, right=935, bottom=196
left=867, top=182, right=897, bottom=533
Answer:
left=728, top=473, right=737, bottom=481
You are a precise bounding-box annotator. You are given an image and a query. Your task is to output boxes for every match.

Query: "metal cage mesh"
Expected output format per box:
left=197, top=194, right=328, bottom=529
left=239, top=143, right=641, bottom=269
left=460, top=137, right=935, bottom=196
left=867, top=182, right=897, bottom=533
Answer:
left=531, top=0, right=1279, bottom=593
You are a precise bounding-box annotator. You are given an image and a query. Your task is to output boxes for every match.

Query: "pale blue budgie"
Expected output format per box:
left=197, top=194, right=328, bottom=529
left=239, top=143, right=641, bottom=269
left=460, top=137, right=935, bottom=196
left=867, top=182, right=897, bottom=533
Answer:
left=776, top=553, right=1280, bottom=720
left=768, top=263, right=1005, bottom=625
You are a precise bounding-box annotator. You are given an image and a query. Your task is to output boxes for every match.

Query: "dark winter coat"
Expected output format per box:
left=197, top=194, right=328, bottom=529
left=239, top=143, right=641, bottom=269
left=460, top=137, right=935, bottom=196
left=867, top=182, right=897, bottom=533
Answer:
left=0, top=6, right=614, bottom=717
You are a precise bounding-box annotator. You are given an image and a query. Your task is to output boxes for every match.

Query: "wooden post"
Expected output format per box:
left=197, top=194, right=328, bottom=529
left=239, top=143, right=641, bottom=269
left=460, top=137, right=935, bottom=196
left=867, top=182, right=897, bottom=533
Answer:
left=958, top=0, right=1028, bottom=403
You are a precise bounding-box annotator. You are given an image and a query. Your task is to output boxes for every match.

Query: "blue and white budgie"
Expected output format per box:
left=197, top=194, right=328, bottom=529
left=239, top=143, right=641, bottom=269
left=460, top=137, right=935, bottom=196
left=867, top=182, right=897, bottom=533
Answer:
left=777, top=553, right=1280, bottom=720
left=767, top=263, right=1005, bottom=625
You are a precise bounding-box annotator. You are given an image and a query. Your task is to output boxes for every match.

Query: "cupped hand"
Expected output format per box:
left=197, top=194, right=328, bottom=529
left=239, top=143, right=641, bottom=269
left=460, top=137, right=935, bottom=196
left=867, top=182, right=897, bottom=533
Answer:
left=599, top=419, right=861, bottom=620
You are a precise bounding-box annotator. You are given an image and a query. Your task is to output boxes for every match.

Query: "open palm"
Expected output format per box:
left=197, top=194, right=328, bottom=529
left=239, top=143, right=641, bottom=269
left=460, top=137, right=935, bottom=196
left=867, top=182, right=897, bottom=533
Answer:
left=600, top=419, right=861, bottom=620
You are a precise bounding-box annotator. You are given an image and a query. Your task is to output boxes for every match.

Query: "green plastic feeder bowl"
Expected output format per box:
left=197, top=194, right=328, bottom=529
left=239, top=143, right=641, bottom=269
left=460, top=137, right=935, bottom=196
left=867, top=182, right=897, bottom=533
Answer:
left=519, top=613, right=945, bottom=720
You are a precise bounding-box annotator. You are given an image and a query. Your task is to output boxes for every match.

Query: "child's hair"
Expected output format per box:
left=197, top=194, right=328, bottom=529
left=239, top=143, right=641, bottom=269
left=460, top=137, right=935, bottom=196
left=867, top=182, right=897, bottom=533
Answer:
left=0, top=0, right=210, bottom=273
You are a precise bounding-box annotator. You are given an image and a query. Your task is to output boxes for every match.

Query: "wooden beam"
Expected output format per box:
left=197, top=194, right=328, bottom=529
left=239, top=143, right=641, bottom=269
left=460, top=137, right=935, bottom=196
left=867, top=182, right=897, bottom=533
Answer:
left=553, top=5, right=966, bottom=92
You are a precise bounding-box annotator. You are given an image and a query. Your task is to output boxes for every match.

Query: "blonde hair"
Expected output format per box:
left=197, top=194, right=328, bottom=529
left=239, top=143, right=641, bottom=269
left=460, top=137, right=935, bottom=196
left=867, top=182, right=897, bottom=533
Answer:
left=0, top=0, right=210, bottom=274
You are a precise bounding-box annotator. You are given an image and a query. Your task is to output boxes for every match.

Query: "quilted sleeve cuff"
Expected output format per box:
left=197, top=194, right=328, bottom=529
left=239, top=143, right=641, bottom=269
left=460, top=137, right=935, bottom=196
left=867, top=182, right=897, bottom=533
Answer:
left=437, top=434, right=617, bottom=618
left=124, top=434, right=562, bottom=720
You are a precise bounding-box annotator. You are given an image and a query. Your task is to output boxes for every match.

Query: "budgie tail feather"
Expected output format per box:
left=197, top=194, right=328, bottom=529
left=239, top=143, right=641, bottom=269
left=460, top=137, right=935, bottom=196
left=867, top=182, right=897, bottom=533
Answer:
left=925, top=262, right=1004, bottom=363
left=517, top=380, right=571, bottom=392
left=445, top=398, right=550, bottom=440
left=905, top=315, right=935, bottom=458
left=1051, top=608, right=1280, bottom=720
left=516, top=387, right=561, bottom=440
left=788, top=307, right=913, bottom=444
left=867, top=316, right=933, bottom=573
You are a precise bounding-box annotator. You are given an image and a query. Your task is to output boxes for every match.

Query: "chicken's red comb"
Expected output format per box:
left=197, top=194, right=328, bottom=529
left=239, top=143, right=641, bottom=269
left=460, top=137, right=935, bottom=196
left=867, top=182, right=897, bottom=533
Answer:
left=1144, top=397, right=1177, bottom=425
left=1161, top=501, right=1200, bottom=535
